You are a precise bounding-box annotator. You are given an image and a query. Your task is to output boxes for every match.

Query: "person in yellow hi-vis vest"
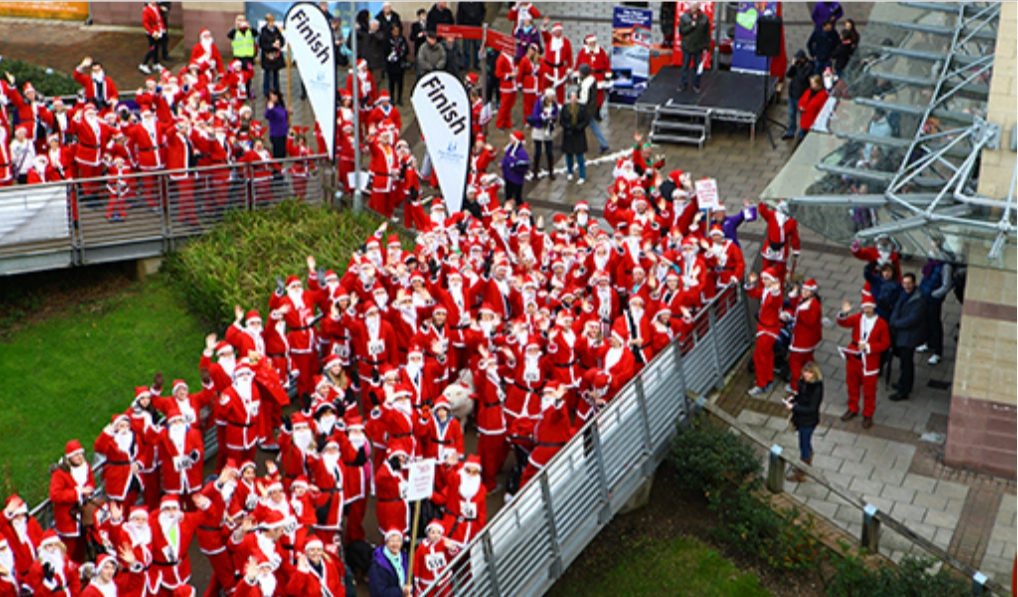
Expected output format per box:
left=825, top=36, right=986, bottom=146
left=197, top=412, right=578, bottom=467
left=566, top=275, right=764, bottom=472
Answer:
left=227, top=14, right=259, bottom=98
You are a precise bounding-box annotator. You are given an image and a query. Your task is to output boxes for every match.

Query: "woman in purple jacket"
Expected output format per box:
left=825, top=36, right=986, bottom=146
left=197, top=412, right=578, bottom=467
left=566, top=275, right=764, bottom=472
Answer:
left=514, top=14, right=542, bottom=61
left=264, top=88, right=290, bottom=159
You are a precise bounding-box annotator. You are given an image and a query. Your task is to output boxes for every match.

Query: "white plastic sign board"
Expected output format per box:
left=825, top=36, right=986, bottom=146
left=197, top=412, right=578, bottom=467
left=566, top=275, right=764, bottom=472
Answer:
left=406, top=459, right=436, bottom=501
left=695, top=178, right=720, bottom=210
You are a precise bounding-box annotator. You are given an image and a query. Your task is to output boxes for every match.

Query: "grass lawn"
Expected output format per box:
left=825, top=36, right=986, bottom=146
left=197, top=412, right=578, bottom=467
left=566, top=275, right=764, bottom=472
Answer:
left=551, top=535, right=774, bottom=597
left=0, top=274, right=207, bottom=505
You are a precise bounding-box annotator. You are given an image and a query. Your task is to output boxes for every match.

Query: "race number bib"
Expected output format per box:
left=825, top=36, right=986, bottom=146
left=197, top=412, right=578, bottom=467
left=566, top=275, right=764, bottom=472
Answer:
left=425, top=553, right=447, bottom=572
left=523, top=370, right=540, bottom=383
left=247, top=400, right=260, bottom=417
left=336, top=344, right=350, bottom=359
left=398, top=480, right=408, bottom=499
left=368, top=340, right=385, bottom=356
left=461, top=500, right=477, bottom=519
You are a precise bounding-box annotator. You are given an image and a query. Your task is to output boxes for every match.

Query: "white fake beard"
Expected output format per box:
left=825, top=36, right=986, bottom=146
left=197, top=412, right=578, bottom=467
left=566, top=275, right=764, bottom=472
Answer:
left=128, top=522, right=152, bottom=547
left=594, top=251, right=608, bottom=271
left=159, top=512, right=180, bottom=535
left=576, top=213, right=589, bottom=227
left=220, top=480, right=237, bottom=505
left=201, top=38, right=212, bottom=53
left=40, top=549, right=63, bottom=569
left=114, top=429, right=134, bottom=455
left=317, top=416, right=337, bottom=436
left=630, top=307, right=644, bottom=323
left=877, top=247, right=892, bottom=264
left=524, top=355, right=540, bottom=379
left=293, top=429, right=313, bottom=452
left=373, top=293, right=388, bottom=310
left=92, top=72, right=105, bottom=83
left=405, top=361, right=422, bottom=380
left=287, top=288, right=304, bottom=305
left=219, top=356, right=236, bottom=378
left=367, top=249, right=383, bottom=268
left=366, top=315, right=380, bottom=338
left=459, top=471, right=481, bottom=500
left=236, top=379, right=253, bottom=403
left=11, top=518, right=28, bottom=544
left=322, top=452, right=341, bottom=478
left=393, top=400, right=412, bottom=416
left=348, top=431, right=367, bottom=449
left=605, top=346, right=623, bottom=369
left=258, top=572, right=277, bottom=597
left=479, top=320, right=495, bottom=335
left=169, top=423, right=187, bottom=452
left=70, top=462, right=89, bottom=487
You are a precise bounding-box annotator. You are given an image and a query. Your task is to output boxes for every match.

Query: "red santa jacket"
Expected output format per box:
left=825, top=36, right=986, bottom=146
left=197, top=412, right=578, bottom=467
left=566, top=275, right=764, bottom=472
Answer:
left=413, top=536, right=457, bottom=593
left=836, top=312, right=890, bottom=376
left=286, top=551, right=346, bottom=597
left=146, top=504, right=216, bottom=591
left=540, top=31, right=573, bottom=85
left=745, top=283, right=783, bottom=338
left=25, top=557, right=80, bottom=597
left=787, top=295, right=823, bottom=353
left=758, top=202, right=801, bottom=265
left=495, top=52, right=517, bottom=93
left=0, top=510, right=42, bottom=579
left=124, top=119, right=169, bottom=170
left=220, top=383, right=263, bottom=451
left=92, top=428, right=142, bottom=502
left=142, top=2, right=166, bottom=37
left=156, top=424, right=205, bottom=494
left=49, top=462, right=96, bottom=537
left=439, top=466, right=487, bottom=545
left=68, top=115, right=115, bottom=167
left=72, top=70, right=119, bottom=105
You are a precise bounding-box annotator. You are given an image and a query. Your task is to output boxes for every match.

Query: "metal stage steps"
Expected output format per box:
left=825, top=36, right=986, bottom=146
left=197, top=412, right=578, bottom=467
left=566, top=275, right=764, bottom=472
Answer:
left=650, top=102, right=710, bottom=149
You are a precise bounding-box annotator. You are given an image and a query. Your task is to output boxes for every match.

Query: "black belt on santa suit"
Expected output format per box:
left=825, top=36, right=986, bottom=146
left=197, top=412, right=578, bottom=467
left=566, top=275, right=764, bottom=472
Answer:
left=227, top=421, right=253, bottom=427
left=483, top=400, right=502, bottom=408
left=544, top=61, right=566, bottom=68
left=199, top=525, right=220, bottom=532
left=319, top=486, right=343, bottom=493
left=513, top=381, right=542, bottom=394
left=266, top=352, right=286, bottom=358
left=153, top=560, right=181, bottom=567
left=553, top=361, right=577, bottom=368
left=377, top=496, right=403, bottom=503
left=536, top=441, right=566, bottom=448
left=390, top=432, right=412, bottom=439
left=105, top=460, right=132, bottom=466
left=360, top=357, right=385, bottom=365
left=138, top=144, right=167, bottom=152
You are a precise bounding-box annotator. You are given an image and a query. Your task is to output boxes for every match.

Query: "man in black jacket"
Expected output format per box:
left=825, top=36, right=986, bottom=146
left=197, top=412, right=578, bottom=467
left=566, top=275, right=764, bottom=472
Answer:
left=427, top=1, right=456, bottom=33
left=807, top=19, right=840, bottom=75
left=888, top=273, right=927, bottom=402
left=456, top=2, right=487, bottom=70
left=783, top=49, right=812, bottom=140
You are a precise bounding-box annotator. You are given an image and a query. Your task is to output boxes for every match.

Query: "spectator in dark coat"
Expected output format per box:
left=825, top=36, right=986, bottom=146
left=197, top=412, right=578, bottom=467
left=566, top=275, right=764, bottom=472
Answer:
left=678, top=2, right=711, bottom=92
left=417, top=30, right=447, bottom=75
left=865, top=262, right=902, bottom=322
left=355, top=18, right=388, bottom=75
left=426, top=1, right=455, bottom=33
left=456, top=2, right=487, bottom=69
left=385, top=24, right=409, bottom=105
left=443, top=36, right=462, bottom=79
left=889, top=273, right=927, bottom=402
left=258, top=13, right=286, bottom=99
left=375, top=2, right=401, bottom=41
left=783, top=49, right=813, bottom=139
left=918, top=257, right=953, bottom=365
left=410, top=8, right=429, bottom=59
left=368, top=531, right=409, bottom=597
left=807, top=19, right=840, bottom=74
left=559, top=91, right=590, bottom=184
left=785, top=361, right=823, bottom=482
left=832, top=28, right=858, bottom=75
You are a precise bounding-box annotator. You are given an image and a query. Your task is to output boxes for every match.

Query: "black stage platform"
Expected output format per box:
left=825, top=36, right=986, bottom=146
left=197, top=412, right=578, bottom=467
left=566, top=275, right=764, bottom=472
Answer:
left=635, top=66, right=776, bottom=126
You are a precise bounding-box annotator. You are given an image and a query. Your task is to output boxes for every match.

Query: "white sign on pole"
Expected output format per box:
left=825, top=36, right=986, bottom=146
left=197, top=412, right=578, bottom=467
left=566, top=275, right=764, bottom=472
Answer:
left=411, top=71, right=472, bottom=213
left=695, top=178, right=721, bottom=210
left=405, top=459, right=436, bottom=501
left=284, top=3, right=336, bottom=160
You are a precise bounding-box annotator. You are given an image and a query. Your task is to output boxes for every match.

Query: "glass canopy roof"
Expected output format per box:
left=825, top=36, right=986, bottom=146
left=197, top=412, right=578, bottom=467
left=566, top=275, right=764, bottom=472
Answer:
left=762, top=2, right=1015, bottom=269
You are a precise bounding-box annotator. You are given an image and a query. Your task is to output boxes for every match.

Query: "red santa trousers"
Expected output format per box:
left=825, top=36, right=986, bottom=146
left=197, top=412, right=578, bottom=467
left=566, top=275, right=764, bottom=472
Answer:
left=403, top=200, right=428, bottom=231
left=753, top=332, right=778, bottom=389
left=171, top=177, right=199, bottom=226
left=139, top=170, right=162, bottom=210
left=343, top=498, right=368, bottom=544
left=292, top=351, right=319, bottom=398
left=105, top=187, right=128, bottom=220
left=522, top=91, right=538, bottom=126
left=478, top=433, right=509, bottom=492
left=788, top=350, right=814, bottom=392
left=496, top=91, right=516, bottom=129
left=142, top=471, right=162, bottom=510
left=78, top=163, right=103, bottom=200
left=215, top=423, right=228, bottom=471
left=291, top=175, right=308, bottom=200
left=845, top=356, right=878, bottom=418
left=202, top=550, right=238, bottom=597
left=368, top=189, right=393, bottom=218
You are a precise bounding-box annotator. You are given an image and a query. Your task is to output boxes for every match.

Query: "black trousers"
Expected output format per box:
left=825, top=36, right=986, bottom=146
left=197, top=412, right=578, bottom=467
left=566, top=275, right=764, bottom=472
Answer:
left=927, top=300, right=944, bottom=355
left=143, top=34, right=160, bottom=65
left=386, top=67, right=404, bottom=103
left=896, top=346, right=915, bottom=396
left=504, top=180, right=523, bottom=205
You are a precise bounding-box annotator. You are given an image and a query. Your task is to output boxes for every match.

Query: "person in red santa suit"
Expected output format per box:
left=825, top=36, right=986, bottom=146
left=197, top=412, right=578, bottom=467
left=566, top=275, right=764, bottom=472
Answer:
left=837, top=291, right=890, bottom=429
left=72, top=57, right=120, bottom=109
left=589, top=271, right=622, bottom=336
left=268, top=273, right=320, bottom=399
left=367, top=91, right=402, bottom=134
left=494, top=48, right=518, bottom=130
left=238, top=138, right=282, bottom=206
left=676, top=237, right=708, bottom=311
left=540, top=19, right=573, bottom=105
left=421, top=396, right=464, bottom=464
left=157, top=404, right=206, bottom=504
left=783, top=279, right=824, bottom=393
left=108, top=504, right=154, bottom=583
left=145, top=493, right=215, bottom=597
left=851, top=234, right=901, bottom=279
left=23, top=530, right=81, bottom=597
left=0, top=124, right=14, bottom=188
left=68, top=103, right=115, bottom=204
left=93, top=413, right=145, bottom=508
left=79, top=549, right=145, bottom=597
left=508, top=2, right=541, bottom=33
left=164, top=116, right=200, bottom=227
left=220, top=361, right=263, bottom=464
left=367, top=128, right=399, bottom=218
left=229, top=510, right=295, bottom=595
left=26, top=155, right=60, bottom=186
left=190, top=29, right=225, bottom=79
left=285, top=127, right=313, bottom=200
left=517, top=43, right=541, bottom=125
left=307, top=433, right=362, bottom=543
left=351, top=302, right=399, bottom=393
left=413, top=520, right=459, bottom=596
left=517, top=383, right=575, bottom=491
left=702, top=225, right=745, bottom=298
left=101, top=156, right=132, bottom=222
left=758, top=200, right=801, bottom=283
left=43, top=134, right=73, bottom=181
left=612, top=294, right=654, bottom=367
left=190, top=119, right=233, bottom=214
left=48, top=440, right=96, bottom=564
left=346, top=60, right=378, bottom=133
left=286, top=535, right=346, bottom=597
left=471, top=346, right=510, bottom=492
left=502, top=335, right=551, bottom=432
left=7, top=79, right=53, bottom=154
left=597, top=324, right=638, bottom=398
left=123, top=108, right=169, bottom=210
left=374, top=441, right=410, bottom=538
left=439, top=455, right=487, bottom=548
left=0, top=496, right=42, bottom=584
left=745, top=268, right=784, bottom=395
left=340, top=415, right=372, bottom=545
left=575, top=34, right=611, bottom=108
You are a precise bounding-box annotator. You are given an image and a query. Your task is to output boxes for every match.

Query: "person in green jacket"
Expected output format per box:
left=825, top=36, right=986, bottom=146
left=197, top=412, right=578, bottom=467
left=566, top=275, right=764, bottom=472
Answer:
left=227, top=14, right=259, bottom=99
left=678, top=2, right=711, bottom=93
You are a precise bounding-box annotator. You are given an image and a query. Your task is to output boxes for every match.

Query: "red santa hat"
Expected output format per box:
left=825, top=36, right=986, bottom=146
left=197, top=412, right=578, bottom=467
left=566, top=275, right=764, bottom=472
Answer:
left=322, top=354, right=341, bottom=371
left=610, top=320, right=627, bottom=343
left=291, top=412, right=310, bottom=428
left=95, top=552, right=118, bottom=572
left=169, top=379, right=188, bottom=394
left=383, top=528, right=403, bottom=540
left=346, top=413, right=365, bottom=430
left=160, top=495, right=180, bottom=510
left=4, top=495, right=28, bottom=516
left=583, top=33, right=597, bottom=44
left=234, top=361, right=253, bottom=376
left=551, top=21, right=564, bottom=32
left=463, top=454, right=482, bottom=472
left=246, top=310, right=261, bottom=324
left=386, top=233, right=402, bottom=248
left=802, top=279, right=818, bottom=292
left=629, top=294, right=646, bottom=307
left=760, top=268, right=778, bottom=282
left=860, top=290, right=876, bottom=309
left=409, top=270, right=426, bottom=285
left=386, top=440, right=410, bottom=459
left=426, top=519, right=445, bottom=533
left=433, top=395, right=451, bottom=412
left=199, top=28, right=211, bottom=38
left=708, top=225, right=725, bottom=237
left=215, top=340, right=233, bottom=355
left=479, top=302, right=497, bottom=315
left=575, top=200, right=590, bottom=212
left=292, top=476, right=310, bottom=489
left=391, top=384, right=413, bottom=400
left=324, top=269, right=339, bottom=282
left=285, top=274, right=301, bottom=288
left=65, top=439, right=84, bottom=458
left=314, top=375, right=329, bottom=391
left=239, top=460, right=256, bottom=474
left=39, top=529, right=61, bottom=549
left=265, top=480, right=284, bottom=493
left=465, top=72, right=480, bottom=87
left=365, top=236, right=382, bottom=249
left=22, top=82, right=34, bottom=94
left=303, top=535, right=324, bottom=551
left=376, top=90, right=391, bottom=104
left=129, top=506, right=149, bottom=520
left=260, top=509, right=288, bottom=530
left=510, top=130, right=525, bottom=143
left=110, top=412, right=130, bottom=426
left=681, top=236, right=698, bottom=250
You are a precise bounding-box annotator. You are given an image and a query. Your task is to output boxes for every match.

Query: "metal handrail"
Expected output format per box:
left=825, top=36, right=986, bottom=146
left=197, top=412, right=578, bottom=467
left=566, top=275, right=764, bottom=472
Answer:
left=703, top=402, right=1007, bottom=595
left=422, top=283, right=754, bottom=596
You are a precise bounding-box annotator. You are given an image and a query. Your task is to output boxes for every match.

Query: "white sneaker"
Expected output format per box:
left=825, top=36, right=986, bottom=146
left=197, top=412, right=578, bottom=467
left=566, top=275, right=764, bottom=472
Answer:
left=138, top=64, right=151, bottom=74
left=153, top=63, right=164, bottom=71
left=916, top=343, right=929, bottom=353
left=525, top=171, right=534, bottom=181
left=927, top=354, right=941, bottom=365
left=576, top=178, right=585, bottom=185
left=537, top=170, right=547, bottom=179
left=567, top=173, right=574, bottom=181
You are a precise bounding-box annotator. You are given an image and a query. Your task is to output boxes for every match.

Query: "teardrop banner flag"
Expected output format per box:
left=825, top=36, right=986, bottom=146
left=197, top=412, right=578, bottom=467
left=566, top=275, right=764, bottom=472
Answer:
left=412, top=71, right=472, bottom=213
left=284, top=3, right=336, bottom=159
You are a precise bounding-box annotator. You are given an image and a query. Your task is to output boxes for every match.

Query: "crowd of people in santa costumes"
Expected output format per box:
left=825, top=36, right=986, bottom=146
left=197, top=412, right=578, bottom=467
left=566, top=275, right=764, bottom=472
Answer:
left=0, top=24, right=320, bottom=228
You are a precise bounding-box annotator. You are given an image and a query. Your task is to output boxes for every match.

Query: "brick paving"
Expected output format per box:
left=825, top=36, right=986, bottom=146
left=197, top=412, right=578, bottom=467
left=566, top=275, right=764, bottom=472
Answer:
left=1, top=4, right=1012, bottom=592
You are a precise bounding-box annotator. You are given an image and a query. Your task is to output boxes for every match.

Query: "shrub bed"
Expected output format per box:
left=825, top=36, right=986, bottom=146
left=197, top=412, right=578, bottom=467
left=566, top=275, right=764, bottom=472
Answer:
left=0, top=57, right=79, bottom=97
left=164, top=202, right=405, bottom=327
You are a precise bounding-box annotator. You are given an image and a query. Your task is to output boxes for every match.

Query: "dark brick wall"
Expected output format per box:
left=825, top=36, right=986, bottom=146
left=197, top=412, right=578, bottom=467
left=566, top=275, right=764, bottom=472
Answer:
left=945, top=395, right=1017, bottom=479
left=91, top=2, right=184, bottom=28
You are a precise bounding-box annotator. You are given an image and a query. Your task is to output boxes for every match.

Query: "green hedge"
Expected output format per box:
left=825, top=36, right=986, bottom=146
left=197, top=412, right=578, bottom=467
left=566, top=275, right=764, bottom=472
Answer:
left=0, top=58, right=80, bottom=98
left=825, top=553, right=973, bottom=597
left=164, top=202, right=405, bottom=327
